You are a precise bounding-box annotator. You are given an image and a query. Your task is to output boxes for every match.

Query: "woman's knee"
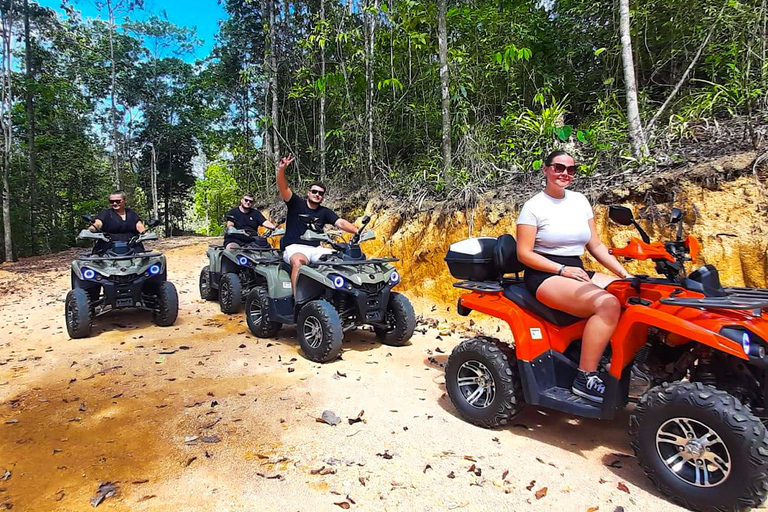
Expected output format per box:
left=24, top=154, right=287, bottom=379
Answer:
left=593, top=294, right=621, bottom=322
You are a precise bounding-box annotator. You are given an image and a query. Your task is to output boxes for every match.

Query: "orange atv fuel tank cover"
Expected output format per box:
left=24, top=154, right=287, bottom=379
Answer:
left=685, top=235, right=701, bottom=262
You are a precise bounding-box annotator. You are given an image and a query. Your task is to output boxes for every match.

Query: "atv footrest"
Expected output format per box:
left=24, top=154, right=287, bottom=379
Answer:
left=453, top=280, right=503, bottom=292
left=539, top=387, right=602, bottom=418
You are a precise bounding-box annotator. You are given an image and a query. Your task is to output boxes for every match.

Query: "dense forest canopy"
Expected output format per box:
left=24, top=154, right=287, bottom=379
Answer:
left=0, top=0, right=765, bottom=259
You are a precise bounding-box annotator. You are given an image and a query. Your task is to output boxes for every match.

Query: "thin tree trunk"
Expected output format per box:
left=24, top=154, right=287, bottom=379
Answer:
left=24, top=0, right=36, bottom=254
left=107, top=0, right=120, bottom=188
left=150, top=143, right=158, bottom=220
left=319, top=0, right=326, bottom=180
left=438, top=0, right=451, bottom=183
left=618, top=0, right=648, bottom=161
left=269, top=0, right=280, bottom=170
left=1, top=3, right=14, bottom=262
left=365, top=0, right=378, bottom=178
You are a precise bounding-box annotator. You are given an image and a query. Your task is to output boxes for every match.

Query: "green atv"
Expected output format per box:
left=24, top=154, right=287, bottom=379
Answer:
left=244, top=214, right=415, bottom=363
left=199, top=226, right=285, bottom=314
left=66, top=215, right=178, bottom=338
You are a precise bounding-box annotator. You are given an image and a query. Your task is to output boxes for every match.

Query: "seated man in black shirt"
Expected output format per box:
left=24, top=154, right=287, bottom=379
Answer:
left=224, top=193, right=277, bottom=249
left=89, top=191, right=146, bottom=253
left=276, top=156, right=359, bottom=291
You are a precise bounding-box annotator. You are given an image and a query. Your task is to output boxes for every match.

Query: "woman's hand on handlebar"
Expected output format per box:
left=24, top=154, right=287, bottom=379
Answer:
left=560, top=266, right=591, bottom=282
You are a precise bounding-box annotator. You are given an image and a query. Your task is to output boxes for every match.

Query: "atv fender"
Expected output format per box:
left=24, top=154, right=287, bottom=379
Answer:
left=295, top=271, right=329, bottom=304
left=252, top=265, right=293, bottom=299
left=609, top=305, right=748, bottom=378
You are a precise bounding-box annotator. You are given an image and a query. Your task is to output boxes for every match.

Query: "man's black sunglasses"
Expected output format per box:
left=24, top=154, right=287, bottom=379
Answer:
left=109, top=199, right=123, bottom=204
left=242, top=197, right=254, bottom=204
left=309, top=189, right=325, bottom=196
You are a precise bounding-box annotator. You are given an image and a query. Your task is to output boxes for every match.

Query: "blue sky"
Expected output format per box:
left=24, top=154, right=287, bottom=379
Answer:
left=36, top=0, right=228, bottom=61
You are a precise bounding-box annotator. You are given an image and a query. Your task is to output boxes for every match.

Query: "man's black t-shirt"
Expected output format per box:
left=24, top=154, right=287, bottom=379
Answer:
left=96, top=208, right=142, bottom=242
left=283, top=192, right=339, bottom=248
left=224, top=207, right=267, bottom=246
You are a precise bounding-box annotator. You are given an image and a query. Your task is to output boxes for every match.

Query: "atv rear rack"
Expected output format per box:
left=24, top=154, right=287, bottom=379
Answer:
left=725, top=287, right=768, bottom=300
left=309, top=257, right=398, bottom=267
left=79, top=252, right=163, bottom=261
left=453, top=280, right=503, bottom=292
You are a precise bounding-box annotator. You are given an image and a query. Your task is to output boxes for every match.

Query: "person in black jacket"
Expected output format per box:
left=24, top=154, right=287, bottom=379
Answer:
left=224, top=193, right=277, bottom=249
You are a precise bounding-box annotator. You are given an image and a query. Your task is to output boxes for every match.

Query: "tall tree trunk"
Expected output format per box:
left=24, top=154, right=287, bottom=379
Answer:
left=150, top=143, right=158, bottom=220
left=24, top=0, right=36, bottom=254
left=107, top=0, right=120, bottom=188
left=618, top=0, right=648, bottom=161
left=269, top=0, right=280, bottom=170
left=365, top=0, right=378, bottom=178
left=1, top=3, right=14, bottom=262
left=319, top=0, right=326, bottom=180
left=438, top=0, right=451, bottom=184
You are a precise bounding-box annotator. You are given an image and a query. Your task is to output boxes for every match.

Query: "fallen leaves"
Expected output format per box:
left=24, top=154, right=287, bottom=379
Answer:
left=90, top=482, right=118, bottom=508
left=348, top=410, right=365, bottom=425
left=617, top=482, right=630, bottom=494
left=376, top=450, right=394, bottom=460
left=534, top=486, right=548, bottom=500
left=137, top=495, right=157, bottom=503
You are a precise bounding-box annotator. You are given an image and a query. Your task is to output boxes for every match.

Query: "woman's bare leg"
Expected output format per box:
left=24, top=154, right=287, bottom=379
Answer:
left=535, top=276, right=621, bottom=371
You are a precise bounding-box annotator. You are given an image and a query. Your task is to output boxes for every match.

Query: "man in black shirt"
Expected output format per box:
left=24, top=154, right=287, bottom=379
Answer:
left=276, top=155, right=359, bottom=290
left=88, top=191, right=147, bottom=254
left=224, top=193, right=277, bottom=249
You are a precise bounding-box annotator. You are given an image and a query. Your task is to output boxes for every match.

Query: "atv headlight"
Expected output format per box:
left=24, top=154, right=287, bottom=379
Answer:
left=331, top=275, right=346, bottom=289
left=720, top=327, right=766, bottom=358
left=389, top=270, right=400, bottom=283
left=148, top=264, right=161, bottom=276
left=237, top=255, right=250, bottom=266
left=82, top=267, right=97, bottom=280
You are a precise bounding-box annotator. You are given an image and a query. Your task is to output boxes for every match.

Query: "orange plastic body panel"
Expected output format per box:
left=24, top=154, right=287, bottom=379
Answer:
left=609, top=238, right=675, bottom=262
left=686, top=235, right=701, bottom=262
left=458, top=279, right=760, bottom=379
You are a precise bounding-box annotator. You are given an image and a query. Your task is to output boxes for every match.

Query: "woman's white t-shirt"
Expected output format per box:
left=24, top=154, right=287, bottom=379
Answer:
left=517, top=190, right=594, bottom=256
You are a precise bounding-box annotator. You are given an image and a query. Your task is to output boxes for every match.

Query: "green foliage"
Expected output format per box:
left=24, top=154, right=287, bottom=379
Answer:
left=194, top=162, right=241, bottom=235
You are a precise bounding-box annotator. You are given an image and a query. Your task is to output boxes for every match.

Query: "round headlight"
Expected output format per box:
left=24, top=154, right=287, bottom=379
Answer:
left=237, top=256, right=249, bottom=266
left=742, top=331, right=751, bottom=355
left=148, top=264, right=161, bottom=276
left=332, top=275, right=346, bottom=289
left=390, top=270, right=400, bottom=283
left=82, top=268, right=96, bottom=280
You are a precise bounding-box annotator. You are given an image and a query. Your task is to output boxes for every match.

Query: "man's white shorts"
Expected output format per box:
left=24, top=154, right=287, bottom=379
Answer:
left=283, top=244, right=334, bottom=264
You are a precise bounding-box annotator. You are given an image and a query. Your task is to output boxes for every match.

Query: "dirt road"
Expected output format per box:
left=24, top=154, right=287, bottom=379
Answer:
left=0, top=237, right=704, bottom=511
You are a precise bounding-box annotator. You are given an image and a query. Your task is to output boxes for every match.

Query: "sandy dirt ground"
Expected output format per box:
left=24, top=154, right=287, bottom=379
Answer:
left=0, top=237, right=736, bottom=512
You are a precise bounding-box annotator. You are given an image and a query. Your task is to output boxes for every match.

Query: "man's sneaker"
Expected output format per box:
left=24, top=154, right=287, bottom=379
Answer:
left=572, top=370, right=605, bottom=403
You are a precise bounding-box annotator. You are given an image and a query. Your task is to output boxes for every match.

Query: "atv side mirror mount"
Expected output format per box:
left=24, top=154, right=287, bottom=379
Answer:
left=609, top=205, right=651, bottom=244
left=82, top=214, right=96, bottom=225
left=146, top=219, right=161, bottom=228
left=670, top=208, right=684, bottom=241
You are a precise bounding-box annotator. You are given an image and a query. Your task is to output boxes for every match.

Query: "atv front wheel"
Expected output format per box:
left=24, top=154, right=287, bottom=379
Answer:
left=219, top=273, right=242, bottom=314
left=297, top=300, right=343, bottom=363
left=199, top=265, right=217, bottom=301
left=65, top=288, right=93, bottom=339
left=374, top=292, right=416, bottom=346
left=630, top=381, right=768, bottom=512
left=153, top=281, right=179, bottom=327
left=246, top=286, right=282, bottom=338
left=445, top=337, right=524, bottom=428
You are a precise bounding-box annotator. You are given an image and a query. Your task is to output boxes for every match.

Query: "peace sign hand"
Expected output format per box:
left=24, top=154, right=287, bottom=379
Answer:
left=278, top=155, right=295, bottom=172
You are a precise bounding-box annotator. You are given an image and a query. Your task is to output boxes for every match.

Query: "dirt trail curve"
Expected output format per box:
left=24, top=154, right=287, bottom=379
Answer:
left=0, top=237, right=724, bottom=511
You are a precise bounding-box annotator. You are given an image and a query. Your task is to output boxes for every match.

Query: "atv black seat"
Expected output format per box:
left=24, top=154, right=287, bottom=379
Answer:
left=503, top=283, right=582, bottom=326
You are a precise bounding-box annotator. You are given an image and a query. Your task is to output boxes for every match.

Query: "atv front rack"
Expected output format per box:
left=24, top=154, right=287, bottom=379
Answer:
left=79, top=252, right=163, bottom=261
left=309, top=257, right=398, bottom=267
left=660, top=295, right=768, bottom=312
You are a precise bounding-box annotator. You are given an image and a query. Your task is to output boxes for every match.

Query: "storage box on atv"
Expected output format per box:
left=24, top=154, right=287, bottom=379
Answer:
left=445, top=237, right=498, bottom=281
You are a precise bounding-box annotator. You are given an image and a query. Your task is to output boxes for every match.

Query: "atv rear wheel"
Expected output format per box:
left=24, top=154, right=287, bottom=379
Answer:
left=65, top=288, right=92, bottom=339
left=199, top=265, right=217, bottom=301
left=630, top=381, right=768, bottom=512
left=153, top=281, right=179, bottom=327
left=219, top=273, right=242, bottom=314
left=297, top=300, right=343, bottom=363
left=374, top=292, right=416, bottom=346
left=445, top=337, right=524, bottom=428
left=245, top=286, right=282, bottom=338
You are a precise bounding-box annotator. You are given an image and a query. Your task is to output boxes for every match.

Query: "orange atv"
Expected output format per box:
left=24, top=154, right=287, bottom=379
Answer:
left=444, top=205, right=768, bottom=512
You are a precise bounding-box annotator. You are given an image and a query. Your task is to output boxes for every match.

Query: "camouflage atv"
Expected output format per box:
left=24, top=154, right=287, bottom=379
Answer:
left=65, top=215, right=178, bottom=338
left=199, top=226, right=285, bottom=314
left=244, top=215, right=415, bottom=363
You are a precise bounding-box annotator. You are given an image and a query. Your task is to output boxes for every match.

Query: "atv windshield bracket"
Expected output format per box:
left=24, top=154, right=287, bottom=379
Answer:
left=453, top=280, right=503, bottom=293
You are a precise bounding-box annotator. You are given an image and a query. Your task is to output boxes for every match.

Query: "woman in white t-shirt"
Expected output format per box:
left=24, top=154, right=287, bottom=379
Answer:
left=516, top=150, right=632, bottom=404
